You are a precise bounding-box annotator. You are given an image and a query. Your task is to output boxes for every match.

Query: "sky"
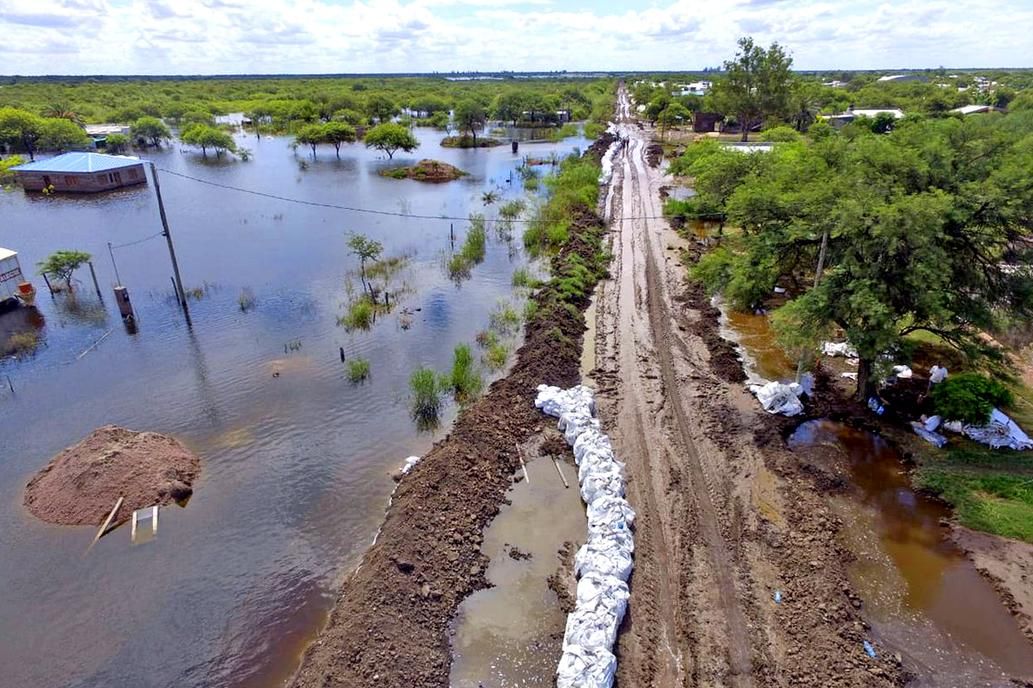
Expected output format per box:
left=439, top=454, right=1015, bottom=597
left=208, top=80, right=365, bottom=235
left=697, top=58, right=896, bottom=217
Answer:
left=1, top=0, right=1032, bottom=75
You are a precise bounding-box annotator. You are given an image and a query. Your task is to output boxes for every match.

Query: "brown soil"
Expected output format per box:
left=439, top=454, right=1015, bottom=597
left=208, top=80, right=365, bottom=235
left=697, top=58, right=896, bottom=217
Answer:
left=547, top=540, right=578, bottom=614
left=586, top=89, right=908, bottom=687
left=380, top=159, right=466, bottom=183
left=23, top=425, right=200, bottom=526
left=288, top=153, right=608, bottom=688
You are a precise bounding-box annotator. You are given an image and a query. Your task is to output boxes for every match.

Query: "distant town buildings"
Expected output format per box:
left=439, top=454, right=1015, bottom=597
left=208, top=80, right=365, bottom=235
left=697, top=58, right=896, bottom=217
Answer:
left=877, top=74, right=926, bottom=83
left=677, top=80, right=712, bottom=97
left=821, top=107, right=906, bottom=128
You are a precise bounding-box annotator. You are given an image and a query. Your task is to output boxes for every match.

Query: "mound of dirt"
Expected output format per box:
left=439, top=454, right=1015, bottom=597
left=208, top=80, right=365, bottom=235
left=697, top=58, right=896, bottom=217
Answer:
left=23, top=425, right=200, bottom=526
left=380, top=159, right=467, bottom=183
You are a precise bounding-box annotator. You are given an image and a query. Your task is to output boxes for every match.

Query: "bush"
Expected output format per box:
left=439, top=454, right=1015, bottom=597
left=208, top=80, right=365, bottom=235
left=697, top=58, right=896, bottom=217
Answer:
left=484, top=342, right=509, bottom=370
left=339, top=296, right=376, bottom=331
left=4, top=330, right=39, bottom=357
left=931, top=372, right=1013, bottom=425
left=489, top=300, right=521, bottom=334
left=759, top=125, right=801, bottom=142
left=410, top=367, right=444, bottom=423
left=511, top=267, right=534, bottom=288
left=346, top=357, right=370, bottom=383
left=447, top=343, right=483, bottom=403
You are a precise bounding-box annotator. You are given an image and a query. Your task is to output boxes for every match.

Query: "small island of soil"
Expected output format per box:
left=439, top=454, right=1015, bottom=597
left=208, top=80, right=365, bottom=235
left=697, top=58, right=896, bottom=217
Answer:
left=380, top=159, right=467, bottom=183
left=440, top=136, right=503, bottom=148
left=23, top=425, right=201, bottom=526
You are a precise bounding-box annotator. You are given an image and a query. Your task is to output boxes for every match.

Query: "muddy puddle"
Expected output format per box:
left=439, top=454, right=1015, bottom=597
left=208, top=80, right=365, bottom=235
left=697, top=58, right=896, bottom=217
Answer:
left=719, top=302, right=1033, bottom=683
left=449, top=453, right=585, bottom=687
left=790, top=421, right=1033, bottom=684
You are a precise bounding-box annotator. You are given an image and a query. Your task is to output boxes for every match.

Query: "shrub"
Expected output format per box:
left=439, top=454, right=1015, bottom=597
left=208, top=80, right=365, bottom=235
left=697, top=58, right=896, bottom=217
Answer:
left=447, top=343, right=483, bottom=403
left=4, top=330, right=39, bottom=357
left=346, top=357, right=370, bottom=383
left=931, top=372, right=1014, bottom=425
left=339, top=296, right=375, bottom=331
left=476, top=329, right=499, bottom=348
left=484, top=342, right=508, bottom=371
left=410, top=367, right=444, bottom=423
left=511, top=267, right=534, bottom=288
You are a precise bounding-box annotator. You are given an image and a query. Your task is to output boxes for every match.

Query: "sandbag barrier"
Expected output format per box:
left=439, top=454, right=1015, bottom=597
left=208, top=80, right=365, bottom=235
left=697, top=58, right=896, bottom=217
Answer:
left=535, top=384, right=634, bottom=688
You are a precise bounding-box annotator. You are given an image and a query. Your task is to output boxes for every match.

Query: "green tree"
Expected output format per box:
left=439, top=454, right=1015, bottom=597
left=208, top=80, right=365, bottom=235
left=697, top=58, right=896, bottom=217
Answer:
left=492, top=90, right=527, bottom=126
left=38, top=250, right=91, bottom=292
left=454, top=99, right=486, bottom=145
left=363, top=122, right=418, bottom=159
left=104, top=133, right=129, bottom=153
left=0, top=107, right=43, bottom=160
left=365, top=94, right=399, bottom=124
left=657, top=102, right=691, bottom=141
left=411, top=95, right=450, bottom=117
left=711, top=36, right=795, bottom=141
left=323, top=121, right=357, bottom=158
left=130, top=116, right=172, bottom=147
left=42, top=103, right=84, bottom=127
left=295, top=123, right=327, bottom=157
left=694, top=117, right=1033, bottom=399
left=38, top=118, right=90, bottom=151
left=346, top=232, right=383, bottom=297
left=181, top=124, right=236, bottom=158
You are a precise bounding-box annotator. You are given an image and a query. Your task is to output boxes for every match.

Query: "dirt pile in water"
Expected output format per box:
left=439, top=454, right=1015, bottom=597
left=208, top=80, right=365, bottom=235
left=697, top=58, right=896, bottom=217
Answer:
left=380, top=159, right=467, bottom=182
left=23, top=425, right=200, bottom=526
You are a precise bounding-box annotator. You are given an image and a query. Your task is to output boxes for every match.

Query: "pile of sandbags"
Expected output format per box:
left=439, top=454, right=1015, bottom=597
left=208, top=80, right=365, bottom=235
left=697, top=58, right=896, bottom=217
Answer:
left=749, top=380, right=805, bottom=416
left=535, top=384, right=634, bottom=688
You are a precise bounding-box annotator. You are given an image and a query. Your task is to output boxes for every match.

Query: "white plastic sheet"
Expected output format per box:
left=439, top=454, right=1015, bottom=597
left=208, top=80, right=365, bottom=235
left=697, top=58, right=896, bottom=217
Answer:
left=750, top=381, right=804, bottom=416
left=535, top=383, right=633, bottom=688
left=822, top=341, right=858, bottom=358
left=401, top=456, right=421, bottom=474
left=963, top=408, right=1033, bottom=450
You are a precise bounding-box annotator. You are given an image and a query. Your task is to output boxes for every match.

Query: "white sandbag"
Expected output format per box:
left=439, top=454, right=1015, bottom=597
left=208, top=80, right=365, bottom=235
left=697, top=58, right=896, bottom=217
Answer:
left=579, top=455, right=626, bottom=485
left=576, top=572, right=630, bottom=619
left=574, top=429, right=613, bottom=463
left=822, top=341, right=857, bottom=358
left=963, top=408, right=1033, bottom=450
left=587, top=494, right=636, bottom=527
left=586, top=526, right=635, bottom=558
left=924, top=415, right=942, bottom=432
left=560, top=410, right=600, bottom=445
left=891, top=365, right=913, bottom=379
left=556, top=645, right=617, bottom=688
left=581, top=470, right=625, bottom=503
left=750, top=381, right=804, bottom=416
left=563, top=603, right=624, bottom=652
left=401, top=456, right=421, bottom=474
left=575, top=537, right=634, bottom=581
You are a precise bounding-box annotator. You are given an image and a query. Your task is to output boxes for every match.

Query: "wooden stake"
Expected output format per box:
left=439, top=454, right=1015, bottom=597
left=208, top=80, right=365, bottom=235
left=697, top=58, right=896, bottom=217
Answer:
left=515, top=444, right=529, bottom=484
left=552, top=456, right=569, bottom=489
left=91, top=496, right=123, bottom=547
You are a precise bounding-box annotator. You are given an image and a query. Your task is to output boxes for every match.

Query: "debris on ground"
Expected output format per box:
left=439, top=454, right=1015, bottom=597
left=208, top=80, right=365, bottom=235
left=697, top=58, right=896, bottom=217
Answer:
left=822, top=341, right=858, bottom=358
left=23, top=425, right=200, bottom=527
left=957, top=409, right=1033, bottom=450
left=750, top=380, right=805, bottom=416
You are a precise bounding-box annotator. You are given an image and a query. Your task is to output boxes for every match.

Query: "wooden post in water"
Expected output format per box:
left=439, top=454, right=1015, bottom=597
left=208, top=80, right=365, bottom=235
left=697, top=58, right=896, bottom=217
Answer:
left=90, top=496, right=123, bottom=549
left=150, top=162, right=190, bottom=324
left=87, top=261, right=103, bottom=301
left=41, top=272, right=54, bottom=296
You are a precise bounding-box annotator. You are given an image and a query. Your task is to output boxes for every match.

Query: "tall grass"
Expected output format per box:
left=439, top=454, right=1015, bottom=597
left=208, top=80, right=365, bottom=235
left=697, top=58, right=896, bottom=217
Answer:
left=339, top=296, right=376, bottom=331
left=346, top=357, right=370, bottom=383
left=489, top=300, right=522, bottom=334
left=447, top=214, right=488, bottom=280
left=447, top=343, right=483, bottom=403
left=410, top=367, right=444, bottom=426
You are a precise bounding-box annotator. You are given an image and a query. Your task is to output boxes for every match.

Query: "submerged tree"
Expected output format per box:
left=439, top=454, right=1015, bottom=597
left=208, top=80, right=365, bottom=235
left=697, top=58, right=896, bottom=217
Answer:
left=181, top=124, right=236, bottom=158
left=346, top=232, right=383, bottom=297
left=454, top=99, right=487, bottom=146
left=363, top=123, right=418, bottom=159
left=38, top=250, right=91, bottom=292
left=711, top=36, right=795, bottom=142
left=0, top=107, right=43, bottom=160
left=130, top=116, right=172, bottom=147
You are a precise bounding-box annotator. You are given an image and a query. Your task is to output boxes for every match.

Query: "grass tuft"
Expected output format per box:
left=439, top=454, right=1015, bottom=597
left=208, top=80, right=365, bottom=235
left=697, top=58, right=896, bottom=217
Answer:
left=346, top=357, right=370, bottom=383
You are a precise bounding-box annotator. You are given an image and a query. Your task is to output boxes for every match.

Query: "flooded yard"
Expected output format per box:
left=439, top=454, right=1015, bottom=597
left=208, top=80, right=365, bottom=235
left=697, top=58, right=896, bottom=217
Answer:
left=0, top=125, right=587, bottom=688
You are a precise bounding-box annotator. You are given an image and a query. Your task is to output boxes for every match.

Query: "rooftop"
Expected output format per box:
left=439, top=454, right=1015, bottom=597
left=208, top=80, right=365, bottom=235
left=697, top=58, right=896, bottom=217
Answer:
left=0, top=247, right=17, bottom=262
left=11, top=152, right=143, bottom=174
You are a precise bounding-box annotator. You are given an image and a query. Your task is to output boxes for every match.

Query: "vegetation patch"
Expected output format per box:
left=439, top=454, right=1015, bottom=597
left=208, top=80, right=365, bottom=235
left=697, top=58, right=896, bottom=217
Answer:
left=3, top=330, right=40, bottom=357
left=379, top=159, right=467, bottom=183
left=441, top=136, right=503, bottom=148
left=919, top=459, right=1033, bottom=543
left=346, top=357, right=371, bottom=383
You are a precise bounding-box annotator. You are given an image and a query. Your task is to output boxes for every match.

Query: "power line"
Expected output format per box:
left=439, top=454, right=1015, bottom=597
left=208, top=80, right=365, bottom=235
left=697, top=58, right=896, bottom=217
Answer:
left=155, top=167, right=667, bottom=223
left=109, top=231, right=164, bottom=249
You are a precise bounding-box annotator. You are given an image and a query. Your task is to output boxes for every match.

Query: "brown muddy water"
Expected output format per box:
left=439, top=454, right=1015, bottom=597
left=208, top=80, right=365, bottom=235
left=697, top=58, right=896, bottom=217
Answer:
left=723, top=307, right=1033, bottom=684
left=0, top=124, right=589, bottom=688
left=449, top=453, right=586, bottom=687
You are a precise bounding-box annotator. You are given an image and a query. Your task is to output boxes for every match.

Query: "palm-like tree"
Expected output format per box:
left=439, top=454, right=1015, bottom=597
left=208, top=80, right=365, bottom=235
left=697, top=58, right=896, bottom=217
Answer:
left=42, top=103, right=84, bottom=127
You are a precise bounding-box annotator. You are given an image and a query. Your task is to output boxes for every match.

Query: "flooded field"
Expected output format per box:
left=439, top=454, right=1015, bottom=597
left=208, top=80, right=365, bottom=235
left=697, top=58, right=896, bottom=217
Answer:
left=723, top=306, right=1033, bottom=683
left=0, top=125, right=587, bottom=688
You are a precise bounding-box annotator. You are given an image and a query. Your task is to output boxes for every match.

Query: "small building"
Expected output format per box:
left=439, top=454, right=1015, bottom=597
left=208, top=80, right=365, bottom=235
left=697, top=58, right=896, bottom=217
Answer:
left=951, top=104, right=1002, bottom=115
left=11, top=152, right=147, bottom=193
left=877, top=74, right=926, bottom=83
left=0, top=247, right=28, bottom=311
left=678, top=80, right=712, bottom=97
left=821, top=107, right=905, bottom=128
left=693, top=112, right=724, bottom=133
left=84, top=124, right=130, bottom=148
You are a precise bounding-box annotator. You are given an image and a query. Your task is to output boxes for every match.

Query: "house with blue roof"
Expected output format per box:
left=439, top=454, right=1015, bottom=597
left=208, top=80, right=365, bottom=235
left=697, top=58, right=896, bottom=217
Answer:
left=10, top=152, right=147, bottom=193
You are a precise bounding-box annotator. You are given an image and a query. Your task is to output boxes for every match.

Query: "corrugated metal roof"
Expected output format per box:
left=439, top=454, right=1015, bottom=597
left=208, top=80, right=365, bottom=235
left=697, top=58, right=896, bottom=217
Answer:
left=11, top=152, right=143, bottom=174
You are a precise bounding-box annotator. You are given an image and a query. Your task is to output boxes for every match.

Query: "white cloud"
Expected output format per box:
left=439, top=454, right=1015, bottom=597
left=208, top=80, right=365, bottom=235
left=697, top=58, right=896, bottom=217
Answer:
left=0, top=0, right=1030, bottom=74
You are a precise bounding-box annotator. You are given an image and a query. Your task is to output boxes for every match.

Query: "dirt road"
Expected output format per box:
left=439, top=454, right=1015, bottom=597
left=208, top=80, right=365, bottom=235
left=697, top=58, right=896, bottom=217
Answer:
left=590, top=86, right=906, bottom=687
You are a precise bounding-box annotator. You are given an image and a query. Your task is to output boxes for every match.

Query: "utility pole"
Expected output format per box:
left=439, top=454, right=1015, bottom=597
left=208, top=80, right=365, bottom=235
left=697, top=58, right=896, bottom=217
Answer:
left=107, top=242, right=122, bottom=285
left=149, top=162, right=190, bottom=323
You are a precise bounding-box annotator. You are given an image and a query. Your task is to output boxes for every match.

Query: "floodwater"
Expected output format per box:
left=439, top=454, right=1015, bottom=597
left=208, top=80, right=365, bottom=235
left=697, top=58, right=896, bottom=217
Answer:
left=0, top=124, right=588, bottom=688
left=449, top=453, right=586, bottom=687
left=722, top=307, right=1033, bottom=683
